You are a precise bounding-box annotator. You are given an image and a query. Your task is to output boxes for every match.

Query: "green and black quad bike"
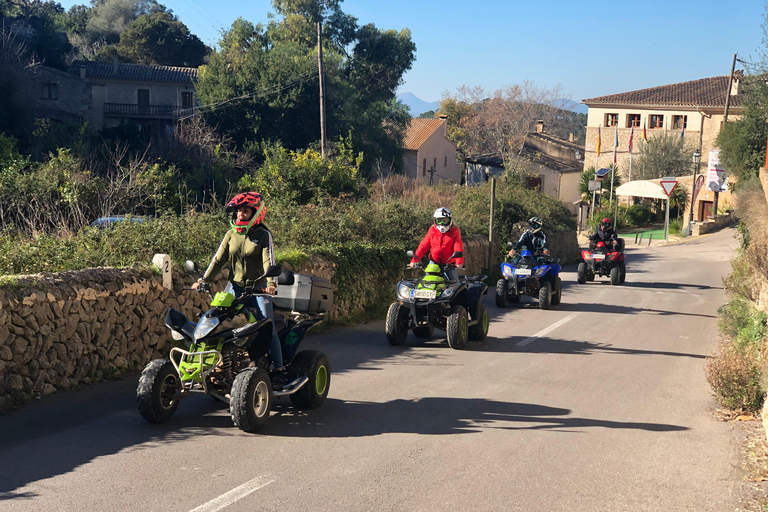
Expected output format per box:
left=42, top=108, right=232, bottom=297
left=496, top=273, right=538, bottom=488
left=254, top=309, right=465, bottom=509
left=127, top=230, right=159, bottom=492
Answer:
left=385, top=251, right=489, bottom=350
left=137, top=261, right=333, bottom=433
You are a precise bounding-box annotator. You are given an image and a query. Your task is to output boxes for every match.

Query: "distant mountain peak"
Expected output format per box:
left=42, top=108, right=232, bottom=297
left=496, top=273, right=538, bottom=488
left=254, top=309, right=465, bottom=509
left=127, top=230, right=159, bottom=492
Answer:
left=397, top=92, right=439, bottom=117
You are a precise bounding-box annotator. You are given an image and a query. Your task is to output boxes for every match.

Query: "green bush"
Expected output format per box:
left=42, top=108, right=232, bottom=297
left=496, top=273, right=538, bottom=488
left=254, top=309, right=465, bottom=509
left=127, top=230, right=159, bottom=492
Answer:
left=624, top=203, right=655, bottom=227
left=669, top=217, right=683, bottom=235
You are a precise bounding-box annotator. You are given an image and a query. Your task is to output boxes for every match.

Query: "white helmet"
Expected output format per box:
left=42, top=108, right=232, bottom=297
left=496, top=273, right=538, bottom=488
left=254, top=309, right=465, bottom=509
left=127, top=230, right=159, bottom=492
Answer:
left=433, top=207, right=453, bottom=234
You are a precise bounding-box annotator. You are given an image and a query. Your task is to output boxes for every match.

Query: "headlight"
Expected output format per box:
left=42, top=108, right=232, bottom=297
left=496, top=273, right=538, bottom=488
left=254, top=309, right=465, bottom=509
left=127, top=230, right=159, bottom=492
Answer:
left=442, top=286, right=456, bottom=297
left=502, top=264, right=514, bottom=278
left=170, top=329, right=185, bottom=341
left=194, top=314, right=220, bottom=340
left=533, top=267, right=546, bottom=277
left=397, top=282, right=413, bottom=299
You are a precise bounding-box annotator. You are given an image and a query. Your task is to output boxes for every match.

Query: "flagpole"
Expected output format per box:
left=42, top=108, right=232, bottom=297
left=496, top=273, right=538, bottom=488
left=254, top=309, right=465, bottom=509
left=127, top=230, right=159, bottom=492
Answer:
left=610, top=126, right=616, bottom=207
left=628, top=151, right=632, bottom=182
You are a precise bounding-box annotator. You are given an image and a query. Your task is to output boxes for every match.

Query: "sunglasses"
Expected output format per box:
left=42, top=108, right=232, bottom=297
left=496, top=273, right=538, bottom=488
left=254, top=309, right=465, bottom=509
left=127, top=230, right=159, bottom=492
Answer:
left=436, top=218, right=451, bottom=226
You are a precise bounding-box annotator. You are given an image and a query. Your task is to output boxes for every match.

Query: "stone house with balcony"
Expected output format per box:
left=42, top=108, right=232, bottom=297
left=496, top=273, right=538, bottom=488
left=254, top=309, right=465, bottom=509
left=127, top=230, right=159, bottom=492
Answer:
left=402, top=117, right=462, bottom=184
left=69, top=59, right=198, bottom=131
left=582, top=74, right=743, bottom=223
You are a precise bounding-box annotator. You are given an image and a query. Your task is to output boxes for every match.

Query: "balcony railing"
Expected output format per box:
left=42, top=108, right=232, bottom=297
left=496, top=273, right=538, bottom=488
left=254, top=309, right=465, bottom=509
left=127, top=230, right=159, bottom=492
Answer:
left=104, top=103, right=193, bottom=119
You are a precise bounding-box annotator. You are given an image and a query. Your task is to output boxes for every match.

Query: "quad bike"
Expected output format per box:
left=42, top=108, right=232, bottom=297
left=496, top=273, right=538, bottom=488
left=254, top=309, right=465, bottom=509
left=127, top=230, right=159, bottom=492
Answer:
left=577, top=239, right=626, bottom=285
left=137, top=262, right=333, bottom=433
left=385, top=251, right=489, bottom=350
left=496, top=244, right=562, bottom=310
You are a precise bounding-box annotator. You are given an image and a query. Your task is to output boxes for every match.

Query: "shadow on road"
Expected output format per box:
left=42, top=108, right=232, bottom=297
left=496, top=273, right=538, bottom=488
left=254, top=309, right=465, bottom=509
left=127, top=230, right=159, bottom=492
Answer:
left=555, top=302, right=716, bottom=319
left=468, top=335, right=707, bottom=360
left=623, top=281, right=723, bottom=291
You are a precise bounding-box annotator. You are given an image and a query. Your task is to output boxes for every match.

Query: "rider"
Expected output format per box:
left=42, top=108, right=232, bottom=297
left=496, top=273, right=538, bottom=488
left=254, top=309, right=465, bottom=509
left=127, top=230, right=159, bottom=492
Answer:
left=589, top=217, right=619, bottom=251
left=192, top=192, right=286, bottom=381
left=410, top=207, right=464, bottom=281
left=508, top=217, right=549, bottom=259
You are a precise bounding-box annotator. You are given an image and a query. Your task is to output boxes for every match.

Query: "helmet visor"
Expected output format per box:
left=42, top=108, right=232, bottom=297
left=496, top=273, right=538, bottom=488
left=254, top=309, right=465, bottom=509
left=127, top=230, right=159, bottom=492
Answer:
left=435, top=218, right=451, bottom=226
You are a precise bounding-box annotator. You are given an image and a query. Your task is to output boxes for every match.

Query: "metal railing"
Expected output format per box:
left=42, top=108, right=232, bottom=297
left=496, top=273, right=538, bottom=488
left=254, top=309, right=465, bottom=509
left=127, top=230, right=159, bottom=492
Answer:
left=104, top=103, right=192, bottom=118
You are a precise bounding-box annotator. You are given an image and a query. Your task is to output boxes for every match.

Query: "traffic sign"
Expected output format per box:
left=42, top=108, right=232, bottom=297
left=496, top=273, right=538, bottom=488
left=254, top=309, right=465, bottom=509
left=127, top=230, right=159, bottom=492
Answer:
left=660, top=178, right=678, bottom=197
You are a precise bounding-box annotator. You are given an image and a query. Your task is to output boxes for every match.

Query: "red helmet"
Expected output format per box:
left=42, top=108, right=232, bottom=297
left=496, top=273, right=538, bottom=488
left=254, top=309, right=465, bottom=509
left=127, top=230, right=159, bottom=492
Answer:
left=600, top=218, right=612, bottom=231
left=226, top=192, right=265, bottom=234
left=596, top=241, right=606, bottom=248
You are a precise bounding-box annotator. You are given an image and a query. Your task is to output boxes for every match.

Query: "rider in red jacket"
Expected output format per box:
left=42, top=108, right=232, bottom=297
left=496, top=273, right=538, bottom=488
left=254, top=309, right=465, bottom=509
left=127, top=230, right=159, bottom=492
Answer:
left=410, top=207, right=464, bottom=268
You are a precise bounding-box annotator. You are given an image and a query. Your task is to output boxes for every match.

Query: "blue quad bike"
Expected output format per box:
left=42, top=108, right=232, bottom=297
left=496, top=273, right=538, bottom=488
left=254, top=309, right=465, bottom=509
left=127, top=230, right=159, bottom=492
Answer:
left=495, top=245, right=562, bottom=310
left=385, top=251, right=489, bottom=350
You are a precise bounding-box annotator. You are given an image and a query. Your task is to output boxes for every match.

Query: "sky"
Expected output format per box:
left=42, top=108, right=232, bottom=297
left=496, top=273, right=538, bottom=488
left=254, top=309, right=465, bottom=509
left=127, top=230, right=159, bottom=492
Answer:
left=58, top=0, right=767, bottom=105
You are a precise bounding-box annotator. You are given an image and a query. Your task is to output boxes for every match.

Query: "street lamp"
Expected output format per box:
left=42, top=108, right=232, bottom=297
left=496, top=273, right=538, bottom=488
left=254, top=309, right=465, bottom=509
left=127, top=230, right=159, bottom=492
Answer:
left=688, top=149, right=702, bottom=235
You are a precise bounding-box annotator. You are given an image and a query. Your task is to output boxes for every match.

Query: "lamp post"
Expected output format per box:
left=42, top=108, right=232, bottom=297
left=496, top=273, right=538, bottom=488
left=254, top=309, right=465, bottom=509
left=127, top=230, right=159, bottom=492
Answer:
left=688, top=149, right=701, bottom=236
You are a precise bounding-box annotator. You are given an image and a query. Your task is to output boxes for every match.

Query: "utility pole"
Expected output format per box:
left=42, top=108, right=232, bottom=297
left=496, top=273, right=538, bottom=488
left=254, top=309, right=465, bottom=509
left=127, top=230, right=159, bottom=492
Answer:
left=317, top=21, right=327, bottom=160
left=488, top=177, right=496, bottom=272
left=428, top=167, right=435, bottom=186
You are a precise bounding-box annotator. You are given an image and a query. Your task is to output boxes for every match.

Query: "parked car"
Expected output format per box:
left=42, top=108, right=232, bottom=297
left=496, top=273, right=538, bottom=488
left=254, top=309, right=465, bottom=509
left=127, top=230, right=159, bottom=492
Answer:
left=89, top=215, right=152, bottom=229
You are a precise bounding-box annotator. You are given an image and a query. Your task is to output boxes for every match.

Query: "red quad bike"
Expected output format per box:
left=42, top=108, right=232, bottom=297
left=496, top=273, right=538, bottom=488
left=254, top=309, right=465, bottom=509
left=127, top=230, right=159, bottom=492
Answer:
left=577, top=239, right=626, bottom=285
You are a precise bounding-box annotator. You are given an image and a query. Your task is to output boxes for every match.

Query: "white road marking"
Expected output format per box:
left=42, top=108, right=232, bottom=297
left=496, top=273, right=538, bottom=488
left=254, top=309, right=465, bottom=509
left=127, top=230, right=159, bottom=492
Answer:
left=189, top=475, right=275, bottom=512
left=516, top=314, right=578, bottom=347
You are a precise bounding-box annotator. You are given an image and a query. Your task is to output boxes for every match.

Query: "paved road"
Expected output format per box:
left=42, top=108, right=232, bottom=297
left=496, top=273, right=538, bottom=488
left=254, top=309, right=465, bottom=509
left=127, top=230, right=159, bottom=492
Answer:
left=0, top=229, right=746, bottom=511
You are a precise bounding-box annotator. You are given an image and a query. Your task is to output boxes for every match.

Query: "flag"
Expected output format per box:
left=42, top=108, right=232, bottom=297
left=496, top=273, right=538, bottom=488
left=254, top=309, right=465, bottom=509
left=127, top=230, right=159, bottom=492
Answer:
left=613, top=126, right=618, bottom=164
left=642, top=121, right=648, bottom=142
left=628, top=126, right=634, bottom=153
left=596, top=126, right=601, bottom=158
left=680, top=126, right=685, bottom=139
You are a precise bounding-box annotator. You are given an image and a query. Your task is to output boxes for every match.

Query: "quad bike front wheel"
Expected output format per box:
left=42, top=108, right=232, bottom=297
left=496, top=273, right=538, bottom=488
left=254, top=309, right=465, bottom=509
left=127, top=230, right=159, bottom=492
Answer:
left=137, top=359, right=180, bottom=423
left=468, top=303, right=489, bottom=341
left=538, top=281, right=552, bottom=310
left=551, top=277, right=562, bottom=306
left=610, top=266, right=620, bottom=285
left=619, top=262, right=626, bottom=283
left=230, top=368, right=273, bottom=433
left=577, top=262, right=587, bottom=284
left=289, top=350, right=331, bottom=409
left=495, top=279, right=508, bottom=308
left=446, top=305, right=468, bottom=350
left=385, top=302, right=409, bottom=346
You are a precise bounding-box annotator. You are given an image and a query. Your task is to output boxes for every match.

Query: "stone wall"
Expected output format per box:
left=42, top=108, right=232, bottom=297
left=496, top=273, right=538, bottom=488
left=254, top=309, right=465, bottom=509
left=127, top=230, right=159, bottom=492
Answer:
left=691, top=213, right=736, bottom=236
left=0, top=238, right=497, bottom=409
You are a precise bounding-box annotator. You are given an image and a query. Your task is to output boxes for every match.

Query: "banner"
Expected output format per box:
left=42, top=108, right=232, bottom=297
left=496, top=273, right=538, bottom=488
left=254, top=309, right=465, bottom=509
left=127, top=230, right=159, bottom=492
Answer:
left=692, top=174, right=705, bottom=204
left=707, top=149, right=726, bottom=192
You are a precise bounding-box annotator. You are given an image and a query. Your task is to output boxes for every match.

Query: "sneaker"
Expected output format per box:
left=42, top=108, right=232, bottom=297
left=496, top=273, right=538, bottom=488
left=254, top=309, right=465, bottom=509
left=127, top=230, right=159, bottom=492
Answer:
left=271, top=369, right=289, bottom=388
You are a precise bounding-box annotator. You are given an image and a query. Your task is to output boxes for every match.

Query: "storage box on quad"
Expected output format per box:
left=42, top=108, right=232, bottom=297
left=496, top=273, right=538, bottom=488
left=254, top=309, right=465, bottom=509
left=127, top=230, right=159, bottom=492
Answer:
left=272, top=272, right=333, bottom=313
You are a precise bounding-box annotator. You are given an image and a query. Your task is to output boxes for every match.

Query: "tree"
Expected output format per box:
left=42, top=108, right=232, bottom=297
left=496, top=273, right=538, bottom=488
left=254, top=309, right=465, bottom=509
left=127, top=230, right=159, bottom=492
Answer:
left=117, top=11, right=207, bottom=67
left=85, top=0, right=162, bottom=45
left=0, top=28, right=37, bottom=147
left=634, top=132, right=695, bottom=180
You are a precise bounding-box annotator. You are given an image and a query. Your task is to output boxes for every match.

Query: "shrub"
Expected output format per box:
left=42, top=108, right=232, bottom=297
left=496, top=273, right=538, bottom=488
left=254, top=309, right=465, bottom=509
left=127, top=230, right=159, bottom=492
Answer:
left=705, top=344, right=765, bottom=412
left=624, top=203, right=655, bottom=227
left=669, top=217, right=682, bottom=235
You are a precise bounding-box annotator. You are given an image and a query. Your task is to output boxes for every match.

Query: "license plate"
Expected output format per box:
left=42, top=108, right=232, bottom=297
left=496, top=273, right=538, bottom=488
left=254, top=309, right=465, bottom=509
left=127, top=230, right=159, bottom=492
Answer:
left=514, top=268, right=532, bottom=276
left=412, top=289, right=436, bottom=299
left=592, top=254, right=605, bottom=260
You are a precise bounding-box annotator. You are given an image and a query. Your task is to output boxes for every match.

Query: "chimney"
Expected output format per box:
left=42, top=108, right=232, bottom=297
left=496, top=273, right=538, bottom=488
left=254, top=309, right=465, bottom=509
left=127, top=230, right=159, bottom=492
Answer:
left=731, top=70, right=744, bottom=96
left=438, top=114, right=447, bottom=119
left=568, top=133, right=574, bottom=142
left=80, top=64, right=86, bottom=79
left=112, top=55, right=119, bottom=76
left=535, top=120, right=544, bottom=133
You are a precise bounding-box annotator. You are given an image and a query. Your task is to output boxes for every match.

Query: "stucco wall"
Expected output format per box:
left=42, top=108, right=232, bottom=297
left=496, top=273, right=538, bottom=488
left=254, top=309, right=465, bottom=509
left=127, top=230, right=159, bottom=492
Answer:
left=100, top=81, right=195, bottom=106
left=412, top=129, right=462, bottom=185
left=34, top=67, right=90, bottom=124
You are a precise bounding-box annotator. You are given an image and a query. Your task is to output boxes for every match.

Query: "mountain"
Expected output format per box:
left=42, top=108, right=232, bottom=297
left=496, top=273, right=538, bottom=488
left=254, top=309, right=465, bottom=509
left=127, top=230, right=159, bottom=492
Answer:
left=397, top=92, right=439, bottom=117
left=559, top=99, right=588, bottom=115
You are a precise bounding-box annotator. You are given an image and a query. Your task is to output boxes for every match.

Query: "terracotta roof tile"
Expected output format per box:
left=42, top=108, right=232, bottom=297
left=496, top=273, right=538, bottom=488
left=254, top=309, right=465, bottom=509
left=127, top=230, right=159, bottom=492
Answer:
left=403, top=118, right=446, bottom=150
left=582, top=75, right=743, bottom=109
left=70, top=60, right=197, bottom=83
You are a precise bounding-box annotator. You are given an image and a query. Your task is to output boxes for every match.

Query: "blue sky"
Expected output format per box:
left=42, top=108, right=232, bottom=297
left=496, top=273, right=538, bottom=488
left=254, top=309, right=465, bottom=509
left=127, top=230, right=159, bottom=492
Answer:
left=59, top=0, right=766, bottom=104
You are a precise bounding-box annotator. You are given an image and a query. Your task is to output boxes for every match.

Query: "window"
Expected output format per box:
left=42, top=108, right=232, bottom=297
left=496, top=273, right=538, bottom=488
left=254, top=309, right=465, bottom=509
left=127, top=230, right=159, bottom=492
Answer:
left=41, top=83, right=58, bottom=100
left=444, top=156, right=448, bottom=168
left=433, top=157, right=437, bottom=171
left=649, top=114, right=664, bottom=129
left=524, top=175, right=542, bottom=191
left=626, top=114, right=641, bottom=128
left=422, top=158, right=426, bottom=177
left=182, top=91, right=194, bottom=109
left=605, top=113, right=619, bottom=127
left=673, top=115, right=687, bottom=130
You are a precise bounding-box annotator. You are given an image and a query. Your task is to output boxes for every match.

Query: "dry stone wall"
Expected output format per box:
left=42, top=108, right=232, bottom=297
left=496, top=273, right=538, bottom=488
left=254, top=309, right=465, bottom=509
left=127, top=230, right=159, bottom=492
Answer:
left=0, top=233, right=574, bottom=409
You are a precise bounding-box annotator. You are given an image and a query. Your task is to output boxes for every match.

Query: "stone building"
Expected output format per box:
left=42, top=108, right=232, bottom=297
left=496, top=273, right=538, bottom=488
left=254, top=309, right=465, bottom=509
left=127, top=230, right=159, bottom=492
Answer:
left=402, top=117, right=462, bottom=184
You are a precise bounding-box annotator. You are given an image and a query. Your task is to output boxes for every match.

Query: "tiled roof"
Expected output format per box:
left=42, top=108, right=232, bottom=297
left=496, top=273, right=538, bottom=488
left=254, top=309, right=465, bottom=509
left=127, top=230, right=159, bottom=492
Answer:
left=70, top=60, right=198, bottom=83
left=403, top=118, right=447, bottom=150
left=582, top=75, right=743, bottom=109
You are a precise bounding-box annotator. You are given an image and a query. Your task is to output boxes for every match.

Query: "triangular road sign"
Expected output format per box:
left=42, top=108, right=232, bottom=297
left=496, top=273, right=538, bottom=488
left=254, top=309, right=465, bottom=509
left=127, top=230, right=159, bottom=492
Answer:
left=660, top=180, right=677, bottom=197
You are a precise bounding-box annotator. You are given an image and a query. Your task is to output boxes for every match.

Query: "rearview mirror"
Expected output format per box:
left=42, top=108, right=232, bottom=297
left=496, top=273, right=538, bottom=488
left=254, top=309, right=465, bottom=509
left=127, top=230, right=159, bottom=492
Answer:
left=264, top=265, right=282, bottom=278
left=406, top=250, right=415, bottom=258
left=506, top=242, right=514, bottom=248
left=450, top=251, right=463, bottom=260
left=185, top=260, right=198, bottom=274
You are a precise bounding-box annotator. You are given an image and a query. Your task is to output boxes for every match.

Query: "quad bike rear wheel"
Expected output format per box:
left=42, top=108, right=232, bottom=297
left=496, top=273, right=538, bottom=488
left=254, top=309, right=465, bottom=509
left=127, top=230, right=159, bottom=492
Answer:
left=619, top=262, right=626, bottom=283
left=137, top=359, right=180, bottom=423
left=495, top=279, right=508, bottom=308
left=577, top=263, right=587, bottom=284
left=413, top=324, right=434, bottom=338
left=446, top=305, right=468, bottom=350
left=289, top=350, right=331, bottom=409
left=385, top=302, right=409, bottom=346
left=468, top=303, right=489, bottom=341
left=538, top=281, right=552, bottom=310
left=551, top=277, right=562, bottom=306
left=230, top=368, right=273, bottom=433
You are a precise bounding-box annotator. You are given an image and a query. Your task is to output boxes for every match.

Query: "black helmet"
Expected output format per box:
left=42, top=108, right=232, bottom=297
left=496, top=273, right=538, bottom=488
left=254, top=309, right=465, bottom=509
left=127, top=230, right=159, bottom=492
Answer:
left=528, top=217, right=542, bottom=233
left=600, top=218, right=612, bottom=231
